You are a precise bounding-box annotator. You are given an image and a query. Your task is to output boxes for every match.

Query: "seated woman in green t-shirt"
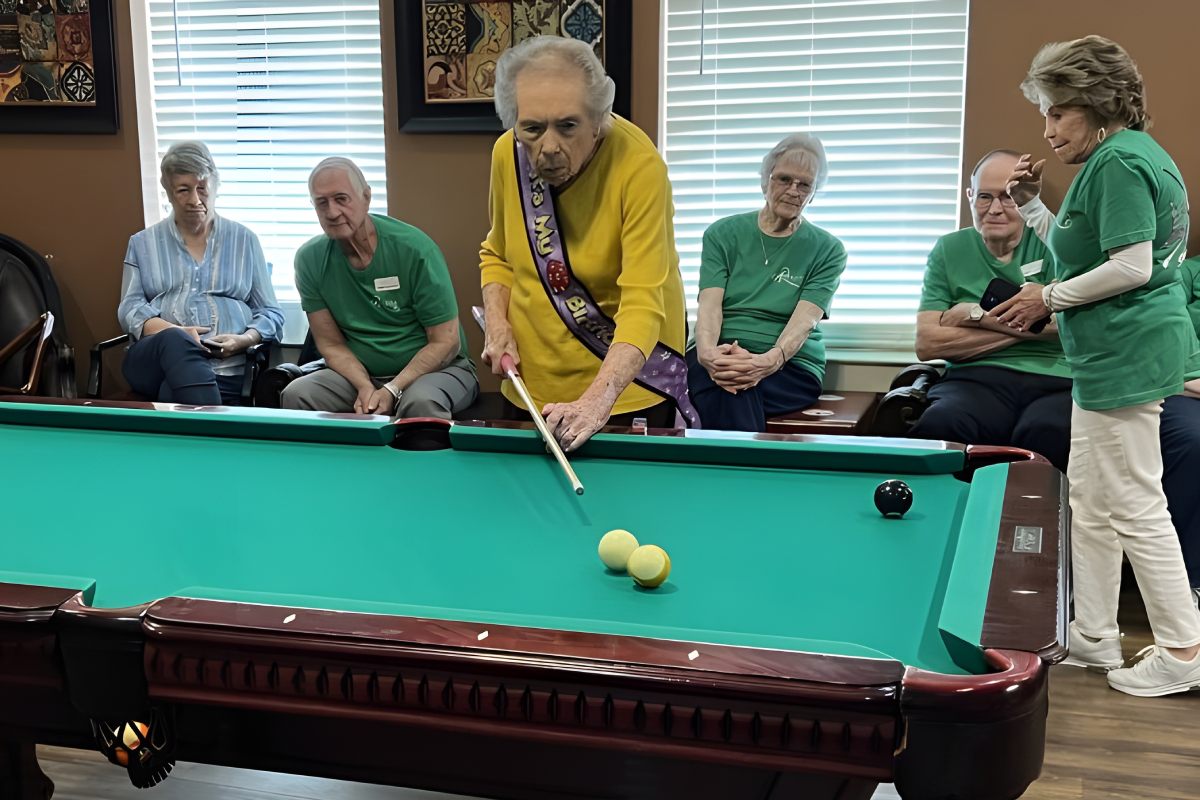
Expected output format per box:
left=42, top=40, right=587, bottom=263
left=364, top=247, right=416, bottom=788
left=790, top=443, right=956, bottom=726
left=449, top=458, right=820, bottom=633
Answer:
left=686, top=134, right=847, bottom=432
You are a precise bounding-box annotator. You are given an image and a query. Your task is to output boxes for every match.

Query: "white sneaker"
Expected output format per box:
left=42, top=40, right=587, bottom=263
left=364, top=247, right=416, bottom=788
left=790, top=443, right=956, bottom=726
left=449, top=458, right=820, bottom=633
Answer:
left=1060, top=621, right=1124, bottom=670
left=1107, top=645, right=1200, bottom=697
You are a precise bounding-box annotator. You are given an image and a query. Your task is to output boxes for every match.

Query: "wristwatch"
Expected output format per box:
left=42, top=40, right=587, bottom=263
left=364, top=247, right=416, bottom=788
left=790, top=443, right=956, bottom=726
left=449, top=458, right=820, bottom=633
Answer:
left=968, top=303, right=985, bottom=322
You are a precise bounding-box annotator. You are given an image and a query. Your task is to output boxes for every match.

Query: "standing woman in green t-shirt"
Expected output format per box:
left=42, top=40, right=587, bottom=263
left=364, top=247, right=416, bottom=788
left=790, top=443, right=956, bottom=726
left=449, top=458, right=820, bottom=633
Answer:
left=993, top=35, right=1200, bottom=696
left=687, top=134, right=848, bottom=432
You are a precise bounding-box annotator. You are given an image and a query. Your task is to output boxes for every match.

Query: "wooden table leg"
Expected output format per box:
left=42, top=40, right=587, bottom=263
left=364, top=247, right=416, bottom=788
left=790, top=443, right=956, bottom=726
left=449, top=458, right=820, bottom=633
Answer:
left=0, top=743, right=53, bottom=800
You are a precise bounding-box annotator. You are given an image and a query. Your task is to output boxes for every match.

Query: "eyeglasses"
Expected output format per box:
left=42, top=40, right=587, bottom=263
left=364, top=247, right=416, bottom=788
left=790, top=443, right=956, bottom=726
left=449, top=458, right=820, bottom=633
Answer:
left=770, top=174, right=814, bottom=193
left=973, top=191, right=1016, bottom=209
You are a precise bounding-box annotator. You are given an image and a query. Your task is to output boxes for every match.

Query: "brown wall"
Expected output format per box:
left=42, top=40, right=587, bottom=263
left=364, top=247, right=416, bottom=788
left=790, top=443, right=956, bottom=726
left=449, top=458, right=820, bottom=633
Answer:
left=961, top=0, right=1200, bottom=258
left=1, top=0, right=143, bottom=391
left=4, top=1, right=1198, bottom=395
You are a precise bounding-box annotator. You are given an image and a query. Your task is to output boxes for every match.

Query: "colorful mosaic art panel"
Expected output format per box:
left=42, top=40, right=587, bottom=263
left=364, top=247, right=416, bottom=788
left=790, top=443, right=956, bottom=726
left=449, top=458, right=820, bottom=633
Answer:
left=422, top=0, right=608, bottom=103
left=0, top=1, right=95, bottom=104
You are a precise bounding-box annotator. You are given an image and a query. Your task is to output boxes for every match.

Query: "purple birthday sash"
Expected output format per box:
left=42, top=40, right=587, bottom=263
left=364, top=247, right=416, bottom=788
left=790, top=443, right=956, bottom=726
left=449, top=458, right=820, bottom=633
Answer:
left=513, top=139, right=699, bottom=428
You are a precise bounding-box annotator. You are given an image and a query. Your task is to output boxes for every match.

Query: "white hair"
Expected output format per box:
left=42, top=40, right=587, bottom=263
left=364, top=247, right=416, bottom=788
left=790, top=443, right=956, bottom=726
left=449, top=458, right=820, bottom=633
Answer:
left=308, top=157, right=370, bottom=197
left=493, top=36, right=615, bottom=129
left=759, top=134, right=829, bottom=193
left=160, top=141, right=218, bottom=191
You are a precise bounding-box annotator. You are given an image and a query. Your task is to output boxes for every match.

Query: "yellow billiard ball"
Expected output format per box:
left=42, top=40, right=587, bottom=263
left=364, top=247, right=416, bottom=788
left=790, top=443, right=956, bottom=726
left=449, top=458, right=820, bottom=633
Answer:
left=628, top=545, right=671, bottom=588
left=598, top=529, right=640, bottom=571
left=122, top=721, right=149, bottom=750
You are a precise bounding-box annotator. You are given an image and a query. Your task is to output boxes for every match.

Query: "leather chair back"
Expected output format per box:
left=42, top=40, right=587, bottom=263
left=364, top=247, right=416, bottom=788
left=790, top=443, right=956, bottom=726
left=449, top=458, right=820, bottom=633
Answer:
left=0, top=235, right=76, bottom=397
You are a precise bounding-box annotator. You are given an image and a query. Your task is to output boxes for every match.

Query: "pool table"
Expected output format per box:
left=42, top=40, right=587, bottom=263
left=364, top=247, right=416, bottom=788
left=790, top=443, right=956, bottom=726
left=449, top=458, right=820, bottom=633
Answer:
left=0, top=398, right=1068, bottom=800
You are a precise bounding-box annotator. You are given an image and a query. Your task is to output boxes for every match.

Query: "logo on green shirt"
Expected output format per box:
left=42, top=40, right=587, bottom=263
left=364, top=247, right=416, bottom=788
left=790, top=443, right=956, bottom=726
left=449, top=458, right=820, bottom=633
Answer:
left=1166, top=203, right=1187, bottom=269
left=772, top=268, right=800, bottom=287
left=370, top=294, right=402, bottom=313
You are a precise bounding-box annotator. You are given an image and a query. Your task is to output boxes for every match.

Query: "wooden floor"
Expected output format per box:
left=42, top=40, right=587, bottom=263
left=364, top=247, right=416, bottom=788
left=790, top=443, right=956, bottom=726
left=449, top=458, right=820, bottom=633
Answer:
left=34, top=589, right=1200, bottom=800
left=1017, top=588, right=1200, bottom=800
left=36, top=750, right=452, bottom=800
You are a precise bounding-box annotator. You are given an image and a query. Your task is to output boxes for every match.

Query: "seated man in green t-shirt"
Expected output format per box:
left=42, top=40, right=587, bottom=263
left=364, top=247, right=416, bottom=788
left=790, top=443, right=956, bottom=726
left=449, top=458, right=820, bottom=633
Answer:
left=281, top=157, right=478, bottom=418
left=910, top=149, right=1071, bottom=470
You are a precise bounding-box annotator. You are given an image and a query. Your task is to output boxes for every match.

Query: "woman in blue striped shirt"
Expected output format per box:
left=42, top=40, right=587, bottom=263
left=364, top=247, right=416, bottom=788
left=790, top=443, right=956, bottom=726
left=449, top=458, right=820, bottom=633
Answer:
left=117, top=142, right=283, bottom=405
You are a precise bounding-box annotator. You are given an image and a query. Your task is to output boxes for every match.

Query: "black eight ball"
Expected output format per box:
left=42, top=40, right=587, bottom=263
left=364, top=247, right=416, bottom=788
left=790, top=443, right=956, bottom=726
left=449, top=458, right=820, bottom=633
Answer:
left=875, top=479, right=913, bottom=518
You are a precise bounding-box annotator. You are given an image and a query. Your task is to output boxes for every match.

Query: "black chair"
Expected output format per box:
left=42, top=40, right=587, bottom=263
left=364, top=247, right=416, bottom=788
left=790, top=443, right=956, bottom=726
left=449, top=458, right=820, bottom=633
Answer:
left=871, top=363, right=945, bottom=436
left=89, top=334, right=273, bottom=406
left=0, top=234, right=76, bottom=397
left=253, top=331, right=323, bottom=408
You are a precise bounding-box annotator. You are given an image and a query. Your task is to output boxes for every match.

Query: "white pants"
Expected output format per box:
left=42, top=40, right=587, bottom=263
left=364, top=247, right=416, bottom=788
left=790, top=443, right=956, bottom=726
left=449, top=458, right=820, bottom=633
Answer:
left=1069, top=400, right=1200, bottom=647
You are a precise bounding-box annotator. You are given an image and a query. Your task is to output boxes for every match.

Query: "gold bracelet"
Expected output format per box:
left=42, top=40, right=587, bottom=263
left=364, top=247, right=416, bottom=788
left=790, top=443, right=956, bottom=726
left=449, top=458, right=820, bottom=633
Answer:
left=1044, top=282, right=1058, bottom=313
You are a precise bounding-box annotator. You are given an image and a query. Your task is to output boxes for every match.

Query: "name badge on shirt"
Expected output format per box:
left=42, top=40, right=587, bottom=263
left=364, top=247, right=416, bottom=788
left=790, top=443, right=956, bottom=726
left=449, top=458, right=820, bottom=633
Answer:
left=374, top=276, right=401, bottom=292
left=1020, top=259, right=1044, bottom=279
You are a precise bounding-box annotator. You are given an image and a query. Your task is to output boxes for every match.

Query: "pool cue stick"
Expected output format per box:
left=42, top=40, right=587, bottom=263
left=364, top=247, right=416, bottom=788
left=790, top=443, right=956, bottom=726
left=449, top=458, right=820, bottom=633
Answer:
left=472, top=307, right=585, bottom=496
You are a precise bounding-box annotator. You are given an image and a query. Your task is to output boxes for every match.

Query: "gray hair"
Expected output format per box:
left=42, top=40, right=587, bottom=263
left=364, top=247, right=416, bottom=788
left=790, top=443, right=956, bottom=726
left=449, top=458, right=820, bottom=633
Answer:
left=1020, top=35, right=1149, bottom=131
left=160, top=141, right=218, bottom=190
left=760, top=134, right=829, bottom=193
left=308, top=157, right=370, bottom=197
left=493, top=36, right=616, bottom=129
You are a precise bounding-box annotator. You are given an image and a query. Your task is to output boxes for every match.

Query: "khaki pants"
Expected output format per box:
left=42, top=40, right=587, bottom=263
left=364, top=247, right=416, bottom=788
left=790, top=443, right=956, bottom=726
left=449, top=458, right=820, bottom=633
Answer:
left=280, top=355, right=478, bottom=420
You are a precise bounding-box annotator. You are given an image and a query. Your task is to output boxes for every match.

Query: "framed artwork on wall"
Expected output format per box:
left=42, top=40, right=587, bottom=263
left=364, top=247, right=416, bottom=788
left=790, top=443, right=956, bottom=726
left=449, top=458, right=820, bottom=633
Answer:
left=0, top=0, right=119, bottom=134
left=396, top=0, right=632, bottom=134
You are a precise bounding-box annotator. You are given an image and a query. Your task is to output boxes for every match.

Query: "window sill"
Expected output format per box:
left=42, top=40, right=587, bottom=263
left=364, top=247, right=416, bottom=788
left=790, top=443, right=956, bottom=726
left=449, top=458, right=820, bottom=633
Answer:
left=826, top=348, right=930, bottom=367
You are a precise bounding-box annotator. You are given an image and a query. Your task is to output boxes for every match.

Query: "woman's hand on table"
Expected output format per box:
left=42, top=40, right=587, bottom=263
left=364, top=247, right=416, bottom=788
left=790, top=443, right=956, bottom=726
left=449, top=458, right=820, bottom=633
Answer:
left=991, top=283, right=1049, bottom=332
left=543, top=394, right=612, bottom=452
left=1006, top=154, right=1046, bottom=207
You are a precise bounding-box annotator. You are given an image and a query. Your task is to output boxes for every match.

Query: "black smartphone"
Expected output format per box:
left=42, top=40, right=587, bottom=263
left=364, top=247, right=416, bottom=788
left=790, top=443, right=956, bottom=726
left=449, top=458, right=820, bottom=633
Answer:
left=201, top=339, right=223, bottom=357
left=979, top=277, right=1050, bottom=334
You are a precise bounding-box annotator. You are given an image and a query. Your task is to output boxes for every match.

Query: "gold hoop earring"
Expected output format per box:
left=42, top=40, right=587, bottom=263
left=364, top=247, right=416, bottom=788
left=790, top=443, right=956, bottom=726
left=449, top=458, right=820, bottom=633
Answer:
left=1097, top=127, right=1107, bottom=144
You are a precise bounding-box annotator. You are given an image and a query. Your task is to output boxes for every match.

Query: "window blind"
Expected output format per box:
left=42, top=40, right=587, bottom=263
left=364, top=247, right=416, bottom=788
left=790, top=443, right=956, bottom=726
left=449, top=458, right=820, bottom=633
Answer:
left=664, top=0, right=969, bottom=350
left=142, top=1, right=387, bottom=334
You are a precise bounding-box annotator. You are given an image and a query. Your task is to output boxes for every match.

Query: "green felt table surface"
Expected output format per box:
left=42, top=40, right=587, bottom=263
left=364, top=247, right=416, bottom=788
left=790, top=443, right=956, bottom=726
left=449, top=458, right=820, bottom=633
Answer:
left=0, top=415, right=1004, bottom=676
left=0, top=400, right=398, bottom=445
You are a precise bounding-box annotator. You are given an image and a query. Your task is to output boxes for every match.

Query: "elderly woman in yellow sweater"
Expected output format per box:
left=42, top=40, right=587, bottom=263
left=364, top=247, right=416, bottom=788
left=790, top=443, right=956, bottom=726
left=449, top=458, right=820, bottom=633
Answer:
left=479, top=35, right=693, bottom=451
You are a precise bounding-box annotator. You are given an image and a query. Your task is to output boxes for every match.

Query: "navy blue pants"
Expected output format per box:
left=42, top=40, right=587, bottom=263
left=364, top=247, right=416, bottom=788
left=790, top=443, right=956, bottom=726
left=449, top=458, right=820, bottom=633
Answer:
left=123, top=327, right=241, bottom=405
left=908, top=366, right=1072, bottom=472
left=1161, top=394, right=1200, bottom=588
left=686, top=349, right=823, bottom=432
